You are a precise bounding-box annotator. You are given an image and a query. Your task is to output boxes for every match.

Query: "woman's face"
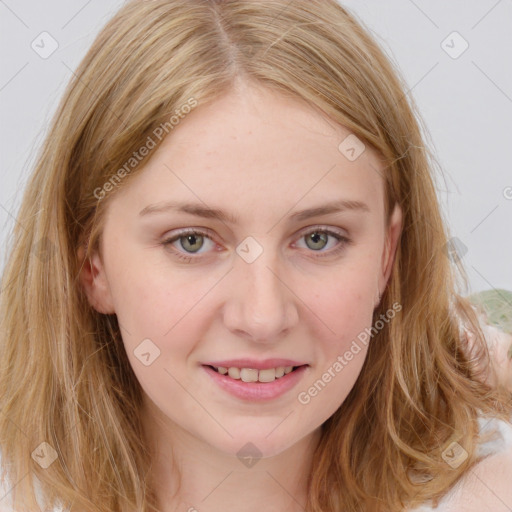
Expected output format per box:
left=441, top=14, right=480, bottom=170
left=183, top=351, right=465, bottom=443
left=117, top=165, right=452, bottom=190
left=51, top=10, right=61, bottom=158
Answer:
left=82, top=81, right=402, bottom=459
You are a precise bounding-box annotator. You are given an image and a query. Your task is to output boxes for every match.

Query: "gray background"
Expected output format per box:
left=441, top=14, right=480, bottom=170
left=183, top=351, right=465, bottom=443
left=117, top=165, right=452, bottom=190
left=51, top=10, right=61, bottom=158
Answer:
left=1, top=0, right=511, bottom=293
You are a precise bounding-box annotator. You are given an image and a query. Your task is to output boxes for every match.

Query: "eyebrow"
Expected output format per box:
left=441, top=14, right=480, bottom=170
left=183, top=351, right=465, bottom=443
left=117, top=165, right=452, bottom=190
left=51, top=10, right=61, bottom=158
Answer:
left=138, top=199, right=370, bottom=223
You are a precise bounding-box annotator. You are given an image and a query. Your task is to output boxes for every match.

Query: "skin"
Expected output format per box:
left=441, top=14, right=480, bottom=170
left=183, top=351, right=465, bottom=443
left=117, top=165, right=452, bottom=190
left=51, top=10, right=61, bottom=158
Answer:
left=79, top=78, right=403, bottom=511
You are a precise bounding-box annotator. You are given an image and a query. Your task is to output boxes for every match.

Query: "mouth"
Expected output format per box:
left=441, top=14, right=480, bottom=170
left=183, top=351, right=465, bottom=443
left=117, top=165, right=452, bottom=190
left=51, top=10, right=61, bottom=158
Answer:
left=202, top=362, right=309, bottom=401
left=205, top=364, right=306, bottom=383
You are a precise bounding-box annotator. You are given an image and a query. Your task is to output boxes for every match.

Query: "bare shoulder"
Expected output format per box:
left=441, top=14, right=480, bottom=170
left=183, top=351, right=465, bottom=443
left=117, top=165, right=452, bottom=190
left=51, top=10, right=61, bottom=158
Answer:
left=437, top=435, right=512, bottom=511
left=407, top=415, right=512, bottom=512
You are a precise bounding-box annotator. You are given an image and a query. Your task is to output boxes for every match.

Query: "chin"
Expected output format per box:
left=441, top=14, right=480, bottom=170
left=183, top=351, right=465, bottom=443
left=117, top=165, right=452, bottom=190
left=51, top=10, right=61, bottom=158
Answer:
left=213, top=430, right=301, bottom=461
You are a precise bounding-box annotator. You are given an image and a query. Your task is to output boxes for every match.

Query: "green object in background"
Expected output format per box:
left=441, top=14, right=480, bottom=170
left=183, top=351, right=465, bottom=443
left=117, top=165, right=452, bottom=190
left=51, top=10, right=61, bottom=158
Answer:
left=468, top=289, right=512, bottom=360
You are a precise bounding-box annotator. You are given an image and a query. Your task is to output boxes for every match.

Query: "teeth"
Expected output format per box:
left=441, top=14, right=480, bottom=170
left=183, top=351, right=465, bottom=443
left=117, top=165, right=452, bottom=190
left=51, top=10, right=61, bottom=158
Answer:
left=228, top=367, right=240, bottom=379
left=240, top=368, right=258, bottom=382
left=258, top=368, right=277, bottom=382
left=214, top=365, right=299, bottom=383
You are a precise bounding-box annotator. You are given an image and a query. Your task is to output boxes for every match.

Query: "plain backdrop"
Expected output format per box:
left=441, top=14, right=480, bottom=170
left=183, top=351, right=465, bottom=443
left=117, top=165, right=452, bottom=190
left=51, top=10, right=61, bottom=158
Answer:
left=0, top=0, right=511, bottom=293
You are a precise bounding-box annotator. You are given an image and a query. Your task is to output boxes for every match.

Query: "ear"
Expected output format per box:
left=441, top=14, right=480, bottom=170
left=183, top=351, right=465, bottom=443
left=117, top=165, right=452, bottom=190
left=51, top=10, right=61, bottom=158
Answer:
left=378, top=202, right=402, bottom=295
left=77, top=244, right=116, bottom=314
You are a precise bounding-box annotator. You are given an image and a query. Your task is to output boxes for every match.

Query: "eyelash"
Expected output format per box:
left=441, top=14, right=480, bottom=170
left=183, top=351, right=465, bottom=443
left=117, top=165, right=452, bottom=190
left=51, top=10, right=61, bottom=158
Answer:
left=162, top=226, right=351, bottom=263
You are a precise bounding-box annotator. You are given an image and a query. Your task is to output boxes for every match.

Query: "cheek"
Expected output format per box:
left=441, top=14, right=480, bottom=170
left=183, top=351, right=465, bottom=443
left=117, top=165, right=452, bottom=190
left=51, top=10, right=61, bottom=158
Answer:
left=306, top=265, right=377, bottom=342
left=297, top=269, right=376, bottom=410
left=107, top=250, right=215, bottom=337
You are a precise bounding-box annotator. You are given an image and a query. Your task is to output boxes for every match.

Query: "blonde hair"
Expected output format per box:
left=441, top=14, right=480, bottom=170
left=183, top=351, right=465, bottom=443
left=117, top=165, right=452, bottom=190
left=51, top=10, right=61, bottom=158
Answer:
left=1, top=1, right=510, bottom=510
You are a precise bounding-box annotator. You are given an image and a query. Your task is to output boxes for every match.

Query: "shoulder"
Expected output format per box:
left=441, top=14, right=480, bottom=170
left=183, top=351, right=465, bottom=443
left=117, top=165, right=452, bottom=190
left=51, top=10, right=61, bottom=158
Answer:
left=407, top=417, right=512, bottom=512
left=438, top=422, right=512, bottom=511
left=411, top=294, right=512, bottom=512
left=444, top=297, right=512, bottom=510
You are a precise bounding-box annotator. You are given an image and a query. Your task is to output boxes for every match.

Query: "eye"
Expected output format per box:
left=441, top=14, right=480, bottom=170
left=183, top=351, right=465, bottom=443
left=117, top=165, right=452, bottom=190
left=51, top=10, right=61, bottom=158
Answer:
left=294, top=226, right=351, bottom=257
left=174, top=233, right=208, bottom=253
left=162, top=226, right=351, bottom=263
left=162, top=228, right=218, bottom=261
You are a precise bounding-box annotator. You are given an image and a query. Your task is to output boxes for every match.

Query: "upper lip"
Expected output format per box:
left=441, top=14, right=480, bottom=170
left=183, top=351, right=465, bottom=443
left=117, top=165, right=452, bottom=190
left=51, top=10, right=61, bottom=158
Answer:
left=203, top=358, right=308, bottom=370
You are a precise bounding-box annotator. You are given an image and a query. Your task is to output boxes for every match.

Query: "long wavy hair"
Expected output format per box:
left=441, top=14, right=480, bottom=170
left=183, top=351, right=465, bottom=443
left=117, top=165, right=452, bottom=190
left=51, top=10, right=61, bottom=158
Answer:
left=1, top=1, right=510, bottom=511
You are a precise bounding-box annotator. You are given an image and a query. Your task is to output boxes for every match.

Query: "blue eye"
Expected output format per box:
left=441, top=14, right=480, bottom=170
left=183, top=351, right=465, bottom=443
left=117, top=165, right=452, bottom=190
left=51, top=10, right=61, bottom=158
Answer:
left=162, top=226, right=351, bottom=263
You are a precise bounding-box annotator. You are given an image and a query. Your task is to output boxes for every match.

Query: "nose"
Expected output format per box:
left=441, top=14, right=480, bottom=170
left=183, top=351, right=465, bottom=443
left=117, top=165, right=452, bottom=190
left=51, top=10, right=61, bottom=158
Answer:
left=222, top=247, right=299, bottom=343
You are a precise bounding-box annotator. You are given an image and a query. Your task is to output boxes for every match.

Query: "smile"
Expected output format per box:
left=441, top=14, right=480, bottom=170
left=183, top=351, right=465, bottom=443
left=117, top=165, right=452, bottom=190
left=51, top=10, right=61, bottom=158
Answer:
left=202, top=362, right=309, bottom=401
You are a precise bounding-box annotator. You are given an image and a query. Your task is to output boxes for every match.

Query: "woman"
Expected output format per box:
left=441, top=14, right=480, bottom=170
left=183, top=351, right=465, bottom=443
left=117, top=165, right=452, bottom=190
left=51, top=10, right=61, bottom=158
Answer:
left=0, top=1, right=511, bottom=511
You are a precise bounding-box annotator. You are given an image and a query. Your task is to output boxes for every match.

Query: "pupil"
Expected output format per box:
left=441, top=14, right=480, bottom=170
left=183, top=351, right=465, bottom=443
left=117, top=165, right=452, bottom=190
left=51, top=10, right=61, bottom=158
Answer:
left=308, top=232, right=327, bottom=250
left=183, top=234, right=203, bottom=252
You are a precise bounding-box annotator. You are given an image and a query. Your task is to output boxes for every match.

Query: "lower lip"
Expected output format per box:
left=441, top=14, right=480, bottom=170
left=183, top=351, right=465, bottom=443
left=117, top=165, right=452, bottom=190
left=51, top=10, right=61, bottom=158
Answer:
left=202, top=365, right=308, bottom=401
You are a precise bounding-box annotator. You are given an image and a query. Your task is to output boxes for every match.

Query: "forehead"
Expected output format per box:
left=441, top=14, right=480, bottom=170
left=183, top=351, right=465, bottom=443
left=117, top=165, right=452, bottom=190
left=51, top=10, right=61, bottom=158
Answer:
left=109, top=83, right=386, bottom=224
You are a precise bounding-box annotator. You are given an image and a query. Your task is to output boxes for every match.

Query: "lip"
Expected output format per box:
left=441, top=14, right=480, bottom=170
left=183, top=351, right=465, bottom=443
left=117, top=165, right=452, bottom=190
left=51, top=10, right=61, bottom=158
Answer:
left=202, top=358, right=306, bottom=370
left=202, top=364, right=309, bottom=401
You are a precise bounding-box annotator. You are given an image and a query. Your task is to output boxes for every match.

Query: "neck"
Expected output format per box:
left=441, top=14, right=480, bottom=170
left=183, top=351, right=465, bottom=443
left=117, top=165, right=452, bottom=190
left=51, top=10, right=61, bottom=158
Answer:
left=142, top=400, right=322, bottom=512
